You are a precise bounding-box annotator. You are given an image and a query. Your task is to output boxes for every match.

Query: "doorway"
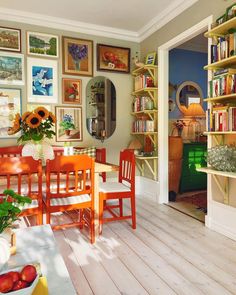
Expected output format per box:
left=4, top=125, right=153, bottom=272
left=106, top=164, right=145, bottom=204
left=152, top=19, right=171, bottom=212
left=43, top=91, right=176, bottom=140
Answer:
left=157, top=16, right=213, bottom=214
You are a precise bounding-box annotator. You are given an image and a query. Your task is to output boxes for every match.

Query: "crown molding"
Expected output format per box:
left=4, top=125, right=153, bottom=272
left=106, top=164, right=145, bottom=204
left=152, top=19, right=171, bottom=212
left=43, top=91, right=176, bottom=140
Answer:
left=0, top=8, right=139, bottom=42
left=0, top=1, right=198, bottom=43
left=138, top=0, right=199, bottom=42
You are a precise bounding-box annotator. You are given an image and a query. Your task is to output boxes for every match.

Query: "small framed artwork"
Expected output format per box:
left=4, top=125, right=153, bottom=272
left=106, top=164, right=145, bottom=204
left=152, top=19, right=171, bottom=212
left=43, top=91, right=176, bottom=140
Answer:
left=56, top=106, right=82, bottom=142
left=0, top=87, right=21, bottom=138
left=62, top=36, right=93, bottom=76
left=226, top=4, right=236, bottom=21
left=0, top=27, right=21, bottom=52
left=97, top=44, right=130, bottom=73
left=0, top=52, right=24, bottom=85
left=27, top=31, right=59, bottom=58
left=27, top=57, right=58, bottom=104
left=145, top=52, right=157, bottom=65
left=62, top=78, right=82, bottom=104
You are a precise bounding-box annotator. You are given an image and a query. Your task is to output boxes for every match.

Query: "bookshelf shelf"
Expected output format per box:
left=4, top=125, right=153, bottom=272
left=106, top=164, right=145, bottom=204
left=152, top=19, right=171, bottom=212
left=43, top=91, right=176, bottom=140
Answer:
left=204, top=17, right=236, bottom=38
left=132, top=87, right=158, bottom=96
left=204, top=93, right=236, bottom=103
left=131, top=131, right=157, bottom=135
left=204, top=55, right=236, bottom=70
left=197, top=167, right=236, bottom=179
left=204, top=131, right=236, bottom=135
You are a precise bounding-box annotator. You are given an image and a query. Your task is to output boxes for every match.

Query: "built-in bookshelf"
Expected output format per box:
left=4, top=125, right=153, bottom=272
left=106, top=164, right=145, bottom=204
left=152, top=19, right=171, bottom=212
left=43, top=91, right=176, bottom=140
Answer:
left=131, top=65, right=158, bottom=180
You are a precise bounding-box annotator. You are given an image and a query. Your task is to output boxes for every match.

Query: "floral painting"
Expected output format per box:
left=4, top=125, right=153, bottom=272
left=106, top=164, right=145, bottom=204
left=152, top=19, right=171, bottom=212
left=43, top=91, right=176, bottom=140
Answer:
left=0, top=88, right=21, bottom=138
left=56, top=106, right=82, bottom=142
left=62, top=36, right=93, bottom=76
left=62, top=78, right=82, bottom=104
left=27, top=31, right=59, bottom=58
left=0, top=27, right=21, bottom=52
left=97, top=44, right=130, bottom=73
left=27, top=57, right=58, bottom=104
left=0, top=52, right=24, bottom=85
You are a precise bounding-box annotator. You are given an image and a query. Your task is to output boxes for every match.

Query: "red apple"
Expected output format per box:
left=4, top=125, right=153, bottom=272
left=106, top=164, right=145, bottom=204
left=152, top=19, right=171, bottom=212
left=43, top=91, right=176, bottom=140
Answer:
left=8, top=271, right=20, bottom=283
left=0, top=274, right=13, bottom=293
left=12, top=280, right=29, bottom=291
left=20, top=265, right=37, bottom=283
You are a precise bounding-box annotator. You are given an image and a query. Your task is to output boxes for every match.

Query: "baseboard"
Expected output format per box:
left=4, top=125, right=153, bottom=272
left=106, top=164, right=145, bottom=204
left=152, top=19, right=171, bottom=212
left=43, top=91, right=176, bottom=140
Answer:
left=206, top=201, right=236, bottom=241
left=135, top=176, right=159, bottom=202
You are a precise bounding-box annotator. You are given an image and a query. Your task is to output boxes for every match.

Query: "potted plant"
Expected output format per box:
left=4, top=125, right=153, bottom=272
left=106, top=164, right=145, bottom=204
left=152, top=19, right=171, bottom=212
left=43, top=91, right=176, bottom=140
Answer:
left=0, top=189, right=31, bottom=271
left=59, top=114, right=75, bottom=136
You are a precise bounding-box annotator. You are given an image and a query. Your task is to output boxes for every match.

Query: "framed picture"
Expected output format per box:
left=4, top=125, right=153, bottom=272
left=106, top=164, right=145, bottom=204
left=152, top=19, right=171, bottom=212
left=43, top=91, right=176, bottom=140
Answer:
left=27, top=104, right=52, bottom=112
left=62, top=78, right=82, bottom=104
left=27, top=31, right=59, bottom=58
left=0, top=52, right=24, bottom=85
left=56, top=106, right=82, bottom=142
left=27, top=57, right=58, bottom=104
left=145, top=52, right=157, bottom=65
left=0, top=88, right=21, bottom=138
left=226, top=4, right=236, bottom=21
left=0, top=27, right=21, bottom=52
left=97, top=44, right=130, bottom=73
left=62, top=36, right=93, bottom=76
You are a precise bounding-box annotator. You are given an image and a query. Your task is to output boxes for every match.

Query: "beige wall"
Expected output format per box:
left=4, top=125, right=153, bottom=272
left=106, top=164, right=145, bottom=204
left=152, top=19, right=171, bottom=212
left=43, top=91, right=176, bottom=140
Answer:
left=0, top=19, right=139, bottom=165
left=140, top=0, right=236, bottom=56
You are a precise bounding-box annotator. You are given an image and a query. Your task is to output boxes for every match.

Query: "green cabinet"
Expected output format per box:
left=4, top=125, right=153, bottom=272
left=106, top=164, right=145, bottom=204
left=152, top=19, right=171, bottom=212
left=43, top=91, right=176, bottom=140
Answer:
left=179, top=143, right=207, bottom=193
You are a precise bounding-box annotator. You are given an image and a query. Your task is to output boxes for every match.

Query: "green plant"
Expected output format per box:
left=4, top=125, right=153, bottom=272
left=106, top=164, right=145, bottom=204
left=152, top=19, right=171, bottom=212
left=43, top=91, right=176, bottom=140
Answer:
left=59, top=114, right=75, bottom=130
left=0, top=189, right=32, bottom=234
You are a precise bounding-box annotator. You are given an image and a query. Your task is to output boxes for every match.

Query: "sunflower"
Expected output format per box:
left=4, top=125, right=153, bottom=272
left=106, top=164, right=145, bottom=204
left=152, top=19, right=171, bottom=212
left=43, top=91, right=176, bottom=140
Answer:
left=26, top=113, right=42, bottom=129
left=48, top=112, right=56, bottom=123
left=34, top=107, right=49, bottom=120
left=22, top=111, right=31, bottom=122
left=12, top=113, right=21, bottom=130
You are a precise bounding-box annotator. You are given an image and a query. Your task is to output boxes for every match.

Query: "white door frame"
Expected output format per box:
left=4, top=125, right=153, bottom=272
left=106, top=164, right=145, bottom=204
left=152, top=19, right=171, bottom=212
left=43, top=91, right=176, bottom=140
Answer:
left=157, top=15, right=213, bottom=204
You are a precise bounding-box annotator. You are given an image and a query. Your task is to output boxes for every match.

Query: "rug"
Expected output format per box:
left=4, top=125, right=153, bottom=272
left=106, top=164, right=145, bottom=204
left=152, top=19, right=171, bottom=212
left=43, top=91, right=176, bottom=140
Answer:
left=177, top=192, right=207, bottom=213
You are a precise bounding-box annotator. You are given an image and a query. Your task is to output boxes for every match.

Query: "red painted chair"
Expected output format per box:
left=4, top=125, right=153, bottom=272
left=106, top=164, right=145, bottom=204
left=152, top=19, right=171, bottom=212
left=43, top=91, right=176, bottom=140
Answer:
left=96, top=148, right=106, bottom=182
left=0, top=156, right=43, bottom=225
left=99, top=149, right=136, bottom=232
left=0, top=146, right=23, bottom=157
left=44, top=155, right=95, bottom=243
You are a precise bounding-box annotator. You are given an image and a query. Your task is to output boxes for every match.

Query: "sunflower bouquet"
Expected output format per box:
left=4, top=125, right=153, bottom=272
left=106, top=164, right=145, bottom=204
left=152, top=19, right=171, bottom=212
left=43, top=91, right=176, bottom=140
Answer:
left=8, top=106, right=56, bottom=143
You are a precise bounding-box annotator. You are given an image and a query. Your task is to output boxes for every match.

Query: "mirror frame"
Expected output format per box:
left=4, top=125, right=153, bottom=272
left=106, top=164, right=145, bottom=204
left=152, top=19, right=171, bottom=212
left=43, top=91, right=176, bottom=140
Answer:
left=176, top=81, right=203, bottom=114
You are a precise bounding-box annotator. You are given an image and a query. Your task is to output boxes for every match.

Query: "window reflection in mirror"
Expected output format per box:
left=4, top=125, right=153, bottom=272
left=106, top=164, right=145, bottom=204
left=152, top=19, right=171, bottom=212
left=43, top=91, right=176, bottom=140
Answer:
left=86, top=76, right=116, bottom=140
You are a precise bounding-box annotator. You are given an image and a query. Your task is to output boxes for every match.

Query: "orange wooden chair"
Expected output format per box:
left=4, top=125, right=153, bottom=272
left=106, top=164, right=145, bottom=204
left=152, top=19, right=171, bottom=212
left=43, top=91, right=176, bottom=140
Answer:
left=0, top=146, right=23, bottom=158
left=99, top=149, right=136, bottom=232
left=96, top=148, right=106, bottom=182
left=44, top=155, right=95, bottom=243
left=0, top=156, right=43, bottom=225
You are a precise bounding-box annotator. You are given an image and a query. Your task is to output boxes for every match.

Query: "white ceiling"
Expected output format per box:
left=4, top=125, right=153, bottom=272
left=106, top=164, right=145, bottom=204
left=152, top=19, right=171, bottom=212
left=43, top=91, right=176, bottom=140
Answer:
left=0, top=0, right=198, bottom=42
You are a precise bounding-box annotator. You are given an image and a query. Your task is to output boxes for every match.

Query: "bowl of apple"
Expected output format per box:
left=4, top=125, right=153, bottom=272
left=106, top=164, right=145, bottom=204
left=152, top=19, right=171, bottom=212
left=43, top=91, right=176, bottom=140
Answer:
left=0, top=264, right=39, bottom=294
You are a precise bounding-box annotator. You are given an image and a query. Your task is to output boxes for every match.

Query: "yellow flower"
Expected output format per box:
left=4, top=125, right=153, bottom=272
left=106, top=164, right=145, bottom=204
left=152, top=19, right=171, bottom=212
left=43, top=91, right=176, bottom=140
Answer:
left=48, top=112, right=56, bottom=123
left=13, top=113, right=21, bottom=129
left=34, top=107, right=49, bottom=120
left=22, top=111, right=31, bottom=122
left=26, top=113, right=42, bottom=129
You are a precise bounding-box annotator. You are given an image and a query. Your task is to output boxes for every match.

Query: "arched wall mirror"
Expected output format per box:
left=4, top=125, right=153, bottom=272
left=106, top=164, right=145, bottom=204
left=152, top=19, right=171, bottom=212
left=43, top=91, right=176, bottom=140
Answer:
left=176, top=81, right=203, bottom=114
left=86, top=76, right=116, bottom=140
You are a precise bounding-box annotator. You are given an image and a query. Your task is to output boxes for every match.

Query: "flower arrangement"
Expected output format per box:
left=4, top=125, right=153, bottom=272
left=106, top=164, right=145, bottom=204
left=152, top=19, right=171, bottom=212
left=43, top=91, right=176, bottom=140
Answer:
left=66, top=83, right=78, bottom=99
left=68, top=44, right=87, bottom=69
left=8, top=107, right=56, bottom=143
left=59, top=114, right=75, bottom=131
left=173, top=119, right=186, bottom=136
left=0, top=189, right=31, bottom=234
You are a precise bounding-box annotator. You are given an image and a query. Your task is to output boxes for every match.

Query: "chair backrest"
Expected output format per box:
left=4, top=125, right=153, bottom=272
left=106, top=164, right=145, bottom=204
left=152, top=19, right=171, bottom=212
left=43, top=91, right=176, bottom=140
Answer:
left=96, top=148, right=106, bottom=182
left=119, top=149, right=135, bottom=190
left=0, top=156, right=42, bottom=199
left=45, top=155, right=94, bottom=201
left=0, top=146, right=23, bottom=158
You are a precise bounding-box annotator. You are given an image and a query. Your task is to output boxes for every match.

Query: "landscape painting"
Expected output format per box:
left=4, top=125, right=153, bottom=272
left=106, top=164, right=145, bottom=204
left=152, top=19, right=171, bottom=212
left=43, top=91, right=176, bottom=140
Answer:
left=27, top=31, right=59, bottom=58
left=27, top=57, right=58, bottom=104
left=0, top=27, right=21, bottom=52
left=0, top=52, right=24, bottom=85
left=0, top=88, right=21, bottom=138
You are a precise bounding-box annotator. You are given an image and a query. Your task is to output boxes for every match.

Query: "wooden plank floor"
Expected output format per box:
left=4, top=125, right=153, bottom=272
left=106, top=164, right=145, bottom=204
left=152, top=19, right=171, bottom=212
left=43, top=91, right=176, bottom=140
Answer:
left=20, top=196, right=236, bottom=295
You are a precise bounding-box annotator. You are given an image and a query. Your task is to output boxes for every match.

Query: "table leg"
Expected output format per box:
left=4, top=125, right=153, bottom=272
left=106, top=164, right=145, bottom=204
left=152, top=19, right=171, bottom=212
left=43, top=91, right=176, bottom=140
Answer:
left=94, top=173, right=100, bottom=237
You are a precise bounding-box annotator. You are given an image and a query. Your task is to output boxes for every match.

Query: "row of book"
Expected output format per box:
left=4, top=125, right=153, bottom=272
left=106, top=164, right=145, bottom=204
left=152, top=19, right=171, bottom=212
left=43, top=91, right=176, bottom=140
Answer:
left=211, top=32, right=236, bottom=63
left=133, top=96, right=154, bottom=112
left=206, top=105, right=236, bottom=131
left=134, top=74, right=154, bottom=91
left=132, top=120, right=155, bottom=133
left=208, top=68, right=236, bottom=97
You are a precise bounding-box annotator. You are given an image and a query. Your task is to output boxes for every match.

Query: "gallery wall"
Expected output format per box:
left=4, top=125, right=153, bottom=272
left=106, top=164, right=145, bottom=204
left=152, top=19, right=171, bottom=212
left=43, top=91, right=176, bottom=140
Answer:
left=0, top=19, right=139, bottom=165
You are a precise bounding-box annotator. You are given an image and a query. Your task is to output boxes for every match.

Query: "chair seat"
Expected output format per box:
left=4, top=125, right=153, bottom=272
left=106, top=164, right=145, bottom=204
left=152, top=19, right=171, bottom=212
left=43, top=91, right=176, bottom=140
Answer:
left=20, top=200, right=39, bottom=210
left=99, top=182, right=131, bottom=193
left=43, top=194, right=91, bottom=206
